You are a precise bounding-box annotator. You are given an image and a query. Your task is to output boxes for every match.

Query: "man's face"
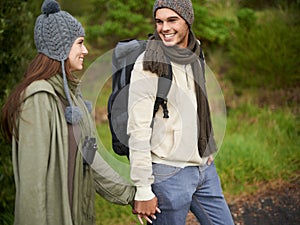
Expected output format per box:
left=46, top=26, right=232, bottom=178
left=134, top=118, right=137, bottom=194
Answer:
left=155, top=8, right=189, bottom=48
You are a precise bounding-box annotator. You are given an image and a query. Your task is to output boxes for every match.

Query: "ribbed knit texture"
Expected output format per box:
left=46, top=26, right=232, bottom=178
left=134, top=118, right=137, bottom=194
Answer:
left=34, top=0, right=85, bottom=61
left=153, top=0, right=194, bottom=26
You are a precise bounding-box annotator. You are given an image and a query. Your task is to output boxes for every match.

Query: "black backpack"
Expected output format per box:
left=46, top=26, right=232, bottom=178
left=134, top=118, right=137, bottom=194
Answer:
left=107, top=39, right=205, bottom=158
left=107, top=39, right=173, bottom=157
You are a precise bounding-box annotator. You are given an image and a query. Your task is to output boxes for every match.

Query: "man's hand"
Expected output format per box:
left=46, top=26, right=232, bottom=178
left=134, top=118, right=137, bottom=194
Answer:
left=207, top=154, right=214, bottom=165
left=132, top=197, right=161, bottom=224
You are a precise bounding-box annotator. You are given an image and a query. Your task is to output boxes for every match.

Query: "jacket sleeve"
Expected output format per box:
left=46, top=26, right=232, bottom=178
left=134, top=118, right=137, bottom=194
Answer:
left=92, top=155, right=136, bottom=206
left=13, top=91, right=55, bottom=225
left=127, top=57, right=157, bottom=201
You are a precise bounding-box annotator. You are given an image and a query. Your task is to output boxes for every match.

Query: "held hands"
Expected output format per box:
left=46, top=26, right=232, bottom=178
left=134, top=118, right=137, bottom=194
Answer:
left=132, top=197, right=161, bottom=224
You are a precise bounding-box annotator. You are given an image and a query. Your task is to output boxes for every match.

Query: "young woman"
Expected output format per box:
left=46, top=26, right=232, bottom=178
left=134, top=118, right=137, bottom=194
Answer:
left=1, top=1, right=135, bottom=224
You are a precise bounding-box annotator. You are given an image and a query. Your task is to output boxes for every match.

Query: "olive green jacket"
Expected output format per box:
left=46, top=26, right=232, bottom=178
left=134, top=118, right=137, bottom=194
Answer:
left=12, top=77, right=135, bottom=225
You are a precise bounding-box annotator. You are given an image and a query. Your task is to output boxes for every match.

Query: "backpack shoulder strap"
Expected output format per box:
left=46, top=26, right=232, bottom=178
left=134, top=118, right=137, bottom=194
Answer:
left=199, top=46, right=205, bottom=79
left=153, top=57, right=173, bottom=119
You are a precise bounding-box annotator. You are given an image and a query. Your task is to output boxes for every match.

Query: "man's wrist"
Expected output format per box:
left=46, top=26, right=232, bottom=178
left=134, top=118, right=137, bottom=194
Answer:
left=134, top=186, right=155, bottom=201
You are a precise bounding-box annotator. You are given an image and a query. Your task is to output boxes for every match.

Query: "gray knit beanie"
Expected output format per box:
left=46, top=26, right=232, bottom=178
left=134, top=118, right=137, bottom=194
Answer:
left=34, top=0, right=85, bottom=61
left=153, top=0, right=194, bottom=27
left=34, top=0, right=85, bottom=124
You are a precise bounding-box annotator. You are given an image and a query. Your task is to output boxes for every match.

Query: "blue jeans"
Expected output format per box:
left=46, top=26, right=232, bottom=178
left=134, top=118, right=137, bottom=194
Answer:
left=151, top=162, right=234, bottom=225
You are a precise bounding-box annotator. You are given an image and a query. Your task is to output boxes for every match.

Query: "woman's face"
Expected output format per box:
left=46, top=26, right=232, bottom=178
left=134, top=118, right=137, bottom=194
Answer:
left=68, top=37, right=88, bottom=72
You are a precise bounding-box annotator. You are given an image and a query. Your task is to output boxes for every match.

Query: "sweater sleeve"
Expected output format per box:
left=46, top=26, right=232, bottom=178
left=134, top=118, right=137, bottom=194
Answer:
left=127, top=56, right=157, bottom=201
left=13, top=91, right=54, bottom=225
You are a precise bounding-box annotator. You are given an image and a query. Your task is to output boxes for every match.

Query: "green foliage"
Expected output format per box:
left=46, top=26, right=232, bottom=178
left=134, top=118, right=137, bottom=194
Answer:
left=60, top=0, right=92, bottom=16
left=240, top=0, right=300, bottom=9
left=0, top=0, right=42, bottom=97
left=0, top=127, right=14, bottom=225
left=95, top=195, right=138, bottom=224
left=1, top=1, right=30, bottom=99
left=85, top=0, right=153, bottom=50
left=227, top=7, right=300, bottom=90
left=236, top=8, right=257, bottom=30
left=215, top=104, right=300, bottom=194
left=192, top=0, right=237, bottom=46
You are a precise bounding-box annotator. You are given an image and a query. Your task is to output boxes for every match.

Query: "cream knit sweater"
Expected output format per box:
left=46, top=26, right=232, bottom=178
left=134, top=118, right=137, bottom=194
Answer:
left=128, top=53, right=208, bottom=201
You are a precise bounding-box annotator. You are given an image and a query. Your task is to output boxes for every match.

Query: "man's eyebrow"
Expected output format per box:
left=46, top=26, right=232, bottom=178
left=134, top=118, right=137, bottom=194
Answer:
left=168, top=16, right=180, bottom=19
left=155, top=16, right=180, bottom=20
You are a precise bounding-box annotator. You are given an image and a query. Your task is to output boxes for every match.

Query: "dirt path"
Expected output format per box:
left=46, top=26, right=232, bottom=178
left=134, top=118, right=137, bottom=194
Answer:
left=186, top=176, right=300, bottom=225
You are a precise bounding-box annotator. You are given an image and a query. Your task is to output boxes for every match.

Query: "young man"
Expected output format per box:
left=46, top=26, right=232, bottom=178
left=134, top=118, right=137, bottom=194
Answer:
left=128, top=0, right=234, bottom=224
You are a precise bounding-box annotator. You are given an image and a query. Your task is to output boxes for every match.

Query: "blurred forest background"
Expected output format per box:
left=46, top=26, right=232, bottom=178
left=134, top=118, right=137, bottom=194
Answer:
left=1, top=0, right=299, bottom=224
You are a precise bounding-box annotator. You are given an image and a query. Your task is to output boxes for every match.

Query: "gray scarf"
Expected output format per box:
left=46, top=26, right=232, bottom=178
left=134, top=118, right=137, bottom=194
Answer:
left=143, top=31, right=217, bottom=157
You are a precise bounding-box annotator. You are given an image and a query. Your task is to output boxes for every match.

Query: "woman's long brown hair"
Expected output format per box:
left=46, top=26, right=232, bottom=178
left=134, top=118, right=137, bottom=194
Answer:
left=1, top=53, right=76, bottom=142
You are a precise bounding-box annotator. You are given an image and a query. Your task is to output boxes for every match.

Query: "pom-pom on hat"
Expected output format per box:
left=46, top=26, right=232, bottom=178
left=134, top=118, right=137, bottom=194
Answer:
left=34, top=0, right=85, bottom=124
left=153, top=0, right=194, bottom=27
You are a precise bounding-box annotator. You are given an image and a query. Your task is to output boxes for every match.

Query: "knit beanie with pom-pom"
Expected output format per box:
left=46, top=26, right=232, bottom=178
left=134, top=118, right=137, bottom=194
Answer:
left=34, top=0, right=85, bottom=124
